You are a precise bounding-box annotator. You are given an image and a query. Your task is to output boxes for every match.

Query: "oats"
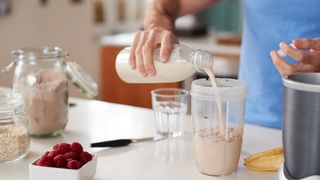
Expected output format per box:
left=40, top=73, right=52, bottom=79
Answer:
left=0, top=122, right=29, bottom=161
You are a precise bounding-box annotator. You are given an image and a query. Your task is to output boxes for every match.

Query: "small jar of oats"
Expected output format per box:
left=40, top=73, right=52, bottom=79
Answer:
left=0, top=91, right=29, bottom=163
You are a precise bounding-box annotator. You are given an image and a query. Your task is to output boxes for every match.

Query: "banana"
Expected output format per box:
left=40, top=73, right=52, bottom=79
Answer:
left=244, top=147, right=284, bottom=172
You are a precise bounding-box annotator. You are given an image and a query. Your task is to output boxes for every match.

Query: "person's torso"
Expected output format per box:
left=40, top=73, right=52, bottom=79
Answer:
left=240, top=0, right=320, bottom=128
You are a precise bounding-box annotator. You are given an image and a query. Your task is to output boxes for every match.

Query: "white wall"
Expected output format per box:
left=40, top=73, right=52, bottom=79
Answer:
left=0, top=0, right=99, bottom=98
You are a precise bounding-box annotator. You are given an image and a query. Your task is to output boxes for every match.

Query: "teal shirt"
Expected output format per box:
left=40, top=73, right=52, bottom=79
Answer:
left=240, top=0, right=320, bottom=128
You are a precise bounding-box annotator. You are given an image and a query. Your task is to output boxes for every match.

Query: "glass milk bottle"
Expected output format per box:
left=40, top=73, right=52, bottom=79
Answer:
left=115, top=44, right=213, bottom=83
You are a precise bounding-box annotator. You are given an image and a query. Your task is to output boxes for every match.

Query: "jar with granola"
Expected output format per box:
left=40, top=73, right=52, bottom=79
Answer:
left=0, top=91, right=29, bottom=163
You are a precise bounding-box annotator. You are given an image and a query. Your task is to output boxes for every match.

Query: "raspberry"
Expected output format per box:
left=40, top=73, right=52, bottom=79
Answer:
left=64, top=152, right=79, bottom=161
left=53, top=154, right=67, bottom=168
left=67, top=160, right=81, bottom=169
left=37, top=142, right=91, bottom=169
left=44, top=151, right=50, bottom=156
left=70, top=142, right=83, bottom=154
left=36, top=155, right=52, bottom=167
left=48, top=150, right=58, bottom=159
left=53, top=144, right=59, bottom=151
left=56, top=143, right=71, bottom=154
left=66, top=158, right=74, bottom=162
left=80, top=151, right=93, bottom=164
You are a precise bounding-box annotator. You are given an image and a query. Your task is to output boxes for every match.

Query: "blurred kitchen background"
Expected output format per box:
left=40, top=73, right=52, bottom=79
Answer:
left=0, top=0, right=242, bottom=108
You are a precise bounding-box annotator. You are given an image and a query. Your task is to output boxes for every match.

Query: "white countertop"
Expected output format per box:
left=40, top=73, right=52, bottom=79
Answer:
left=0, top=97, right=282, bottom=180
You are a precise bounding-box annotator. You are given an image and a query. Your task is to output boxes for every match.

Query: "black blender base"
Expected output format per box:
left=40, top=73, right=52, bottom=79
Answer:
left=283, top=164, right=296, bottom=180
left=278, top=163, right=320, bottom=180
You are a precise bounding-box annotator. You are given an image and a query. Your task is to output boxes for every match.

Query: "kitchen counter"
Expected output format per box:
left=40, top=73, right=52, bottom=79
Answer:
left=0, top=93, right=282, bottom=180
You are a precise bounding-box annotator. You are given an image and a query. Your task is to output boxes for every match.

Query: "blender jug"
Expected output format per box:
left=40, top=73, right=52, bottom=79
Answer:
left=282, top=73, right=320, bottom=179
left=190, top=78, right=247, bottom=176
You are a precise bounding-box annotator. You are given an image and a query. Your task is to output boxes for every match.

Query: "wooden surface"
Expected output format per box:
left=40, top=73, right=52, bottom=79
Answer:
left=100, top=46, right=182, bottom=108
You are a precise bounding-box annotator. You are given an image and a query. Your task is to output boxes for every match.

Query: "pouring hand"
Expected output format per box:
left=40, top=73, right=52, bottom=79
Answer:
left=129, top=0, right=219, bottom=77
left=129, top=27, right=177, bottom=77
left=270, top=38, right=320, bottom=77
left=129, top=0, right=180, bottom=77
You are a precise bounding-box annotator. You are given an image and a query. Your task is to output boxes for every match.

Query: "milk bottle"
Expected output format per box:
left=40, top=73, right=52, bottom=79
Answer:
left=115, top=44, right=213, bottom=83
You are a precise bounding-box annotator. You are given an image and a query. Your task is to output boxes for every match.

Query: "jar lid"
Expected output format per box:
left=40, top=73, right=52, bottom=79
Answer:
left=0, top=91, right=25, bottom=122
left=190, top=78, right=247, bottom=101
left=65, top=61, right=98, bottom=98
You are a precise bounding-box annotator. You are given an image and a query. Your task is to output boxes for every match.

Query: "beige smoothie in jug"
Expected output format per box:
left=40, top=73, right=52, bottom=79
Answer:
left=193, top=63, right=243, bottom=176
left=194, top=127, right=243, bottom=175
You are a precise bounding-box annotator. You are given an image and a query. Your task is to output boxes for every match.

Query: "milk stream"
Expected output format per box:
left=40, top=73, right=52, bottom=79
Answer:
left=201, top=65, right=229, bottom=175
left=203, top=66, right=226, bottom=138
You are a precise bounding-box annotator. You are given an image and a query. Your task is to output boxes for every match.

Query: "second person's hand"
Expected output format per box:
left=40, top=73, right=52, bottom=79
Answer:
left=270, top=38, right=320, bottom=77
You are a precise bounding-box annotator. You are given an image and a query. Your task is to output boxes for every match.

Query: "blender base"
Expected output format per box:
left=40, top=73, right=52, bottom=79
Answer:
left=278, top=163, right=320, bottom=180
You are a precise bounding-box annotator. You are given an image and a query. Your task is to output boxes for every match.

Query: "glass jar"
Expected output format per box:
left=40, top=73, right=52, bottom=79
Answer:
left=190, top=78, right=247, bottom=176
left=0, top=91, right=29, bottom=163
left=5, top=47, right=98, bottom=137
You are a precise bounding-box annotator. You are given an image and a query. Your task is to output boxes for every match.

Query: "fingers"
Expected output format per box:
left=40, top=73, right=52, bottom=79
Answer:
left=279, top=41, right=320, bottom=66
left=270, top=50, right=320, bottom=77
left=270, top=50, right=295, bottom=77
left=279, top=42, right=304, bottom=62
left=131, top=28, right=177, bottom=77
left=160, top=31, right=175, bottom=62
left=129, top=31, right=141, bottom=69
left=135, top=32, right=149, bottom=76
left=292, top=63, right=318, bottom=73
left=293, top=38, right=320, bottom=50
left=142, top=30, right=157, bottom=76
left=297, top=51, right=320, bottom=66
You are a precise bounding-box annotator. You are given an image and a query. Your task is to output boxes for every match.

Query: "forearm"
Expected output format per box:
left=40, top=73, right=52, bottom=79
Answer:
left=179, top=0, right=220, bottom=16
left=143, top=0, right=219, bottom=31
left=143, top=0, right=178, bottom=31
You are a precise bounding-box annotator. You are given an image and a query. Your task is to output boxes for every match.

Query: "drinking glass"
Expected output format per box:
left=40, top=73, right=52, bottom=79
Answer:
left=151, top=88, right=188, bottom=138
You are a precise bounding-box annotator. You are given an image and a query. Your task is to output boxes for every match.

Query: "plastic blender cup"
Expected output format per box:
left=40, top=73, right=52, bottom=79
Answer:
left=190, top=78, right=247, bottom=176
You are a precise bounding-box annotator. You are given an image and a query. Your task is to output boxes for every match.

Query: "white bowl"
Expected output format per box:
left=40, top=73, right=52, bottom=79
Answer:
left=29, top=154, right=97, bottom=180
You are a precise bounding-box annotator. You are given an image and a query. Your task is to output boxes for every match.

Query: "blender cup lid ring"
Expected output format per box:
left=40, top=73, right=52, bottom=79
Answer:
left=283, top=73, right=320, bottom=93
left=190, top=78, right=247, bottom=101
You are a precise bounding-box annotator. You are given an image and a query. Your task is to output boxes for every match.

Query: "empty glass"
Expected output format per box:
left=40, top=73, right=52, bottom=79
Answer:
left=151, top=88, right=188, bottom=138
